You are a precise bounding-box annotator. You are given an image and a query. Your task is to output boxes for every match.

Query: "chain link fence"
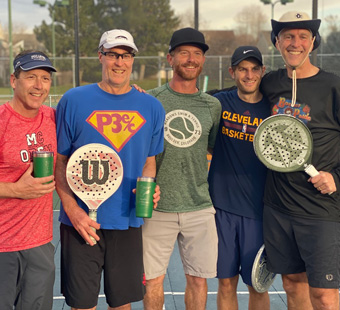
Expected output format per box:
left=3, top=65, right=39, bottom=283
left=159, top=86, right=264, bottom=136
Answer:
left=1, top=53, right=340, bottom=105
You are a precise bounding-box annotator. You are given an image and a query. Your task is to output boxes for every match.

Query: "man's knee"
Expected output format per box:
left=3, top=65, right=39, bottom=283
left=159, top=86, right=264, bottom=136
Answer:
left=145, top=275, right=165, bottom=290
left=282, top=273, right=308, bottom=295
left=218, top=276, right=239, bottom=294
left=310, top=287, right=339, bottom=309
left=186, top=274, right=207, bottom=289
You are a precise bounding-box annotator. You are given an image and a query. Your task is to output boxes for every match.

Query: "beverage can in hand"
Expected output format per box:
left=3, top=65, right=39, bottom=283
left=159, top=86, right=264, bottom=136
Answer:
left=135, top=176, right=156, bottom=218
left=33, top=151, right=54, bottom=182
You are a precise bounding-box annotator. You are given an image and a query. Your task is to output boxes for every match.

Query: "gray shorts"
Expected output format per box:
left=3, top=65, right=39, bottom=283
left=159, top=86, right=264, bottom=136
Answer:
left=142, top=207, right=218, bottom=280
left=263, top=205, right=340, bottom=288
left=0, top=242, right=55, bottom=310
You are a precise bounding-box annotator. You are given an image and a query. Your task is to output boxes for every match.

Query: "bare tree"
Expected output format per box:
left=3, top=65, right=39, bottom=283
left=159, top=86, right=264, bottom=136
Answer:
left=324, top=15, right=339, bottom=33
left=2, top=22, right=31, bottom=40
left=234, top=5, right=268, bottom=42
left=178, top=7, right=210, bottom=29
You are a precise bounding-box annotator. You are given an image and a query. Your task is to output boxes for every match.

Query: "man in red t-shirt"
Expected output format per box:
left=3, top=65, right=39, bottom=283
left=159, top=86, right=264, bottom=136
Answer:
left=0, top=50, right=57, bottom=310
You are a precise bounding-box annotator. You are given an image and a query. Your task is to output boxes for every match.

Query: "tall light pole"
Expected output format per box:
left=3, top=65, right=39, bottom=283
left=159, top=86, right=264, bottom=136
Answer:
left=194, top=0, right=199, bottom=88
left=194, top=0, right=198, bottom=30
left=33, top=0, right=70, bottom=93
left=8, top=0, right=13, bottom=93
left=74, top=0, right=80, bottom=87
left=311, top=0, right=318, bottom=66
left=260, top=0, right=294, bottom=17
left=260, top=0, right=294, bottom=69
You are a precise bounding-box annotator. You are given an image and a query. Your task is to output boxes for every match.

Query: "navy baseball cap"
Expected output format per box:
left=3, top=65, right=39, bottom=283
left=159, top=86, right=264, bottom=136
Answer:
left=13, top=52, right=57, bottom=73
left=169, top=27, right=209, bottom=53
left=231, top=46, right=263, bottom=66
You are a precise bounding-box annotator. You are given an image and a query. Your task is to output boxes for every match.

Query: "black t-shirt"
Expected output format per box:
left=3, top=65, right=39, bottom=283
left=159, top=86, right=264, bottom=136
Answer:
left=261, top=69, right=340, bottom=221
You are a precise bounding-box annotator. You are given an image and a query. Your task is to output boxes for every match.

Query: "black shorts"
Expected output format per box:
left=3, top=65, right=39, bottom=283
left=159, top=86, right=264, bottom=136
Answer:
left=263, top=205, right=340, bottom=288
left=60, top=223, right=145, bottom=308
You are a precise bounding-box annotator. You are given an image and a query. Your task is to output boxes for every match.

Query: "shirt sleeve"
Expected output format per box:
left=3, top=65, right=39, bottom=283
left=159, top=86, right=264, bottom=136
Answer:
left=208, top=97, right=222, bottom=150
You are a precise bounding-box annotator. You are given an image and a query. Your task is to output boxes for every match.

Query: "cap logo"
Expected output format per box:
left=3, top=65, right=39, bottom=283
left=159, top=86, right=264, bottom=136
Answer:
left=296, top=13, right=303, bottom=19
left=31, top=54, right=47, bottom=61
left=243, top=50, right=254, bottom=54
left=115, top=35, right=128, bottom=41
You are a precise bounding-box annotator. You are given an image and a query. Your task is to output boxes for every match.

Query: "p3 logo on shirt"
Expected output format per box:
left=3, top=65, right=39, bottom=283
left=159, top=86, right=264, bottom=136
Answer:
left=87, top=111, right=146, bottom=151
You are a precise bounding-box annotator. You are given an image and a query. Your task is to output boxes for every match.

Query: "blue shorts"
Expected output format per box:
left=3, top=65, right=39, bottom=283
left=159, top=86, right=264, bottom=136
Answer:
left=215, top=209, right=264, bottom=286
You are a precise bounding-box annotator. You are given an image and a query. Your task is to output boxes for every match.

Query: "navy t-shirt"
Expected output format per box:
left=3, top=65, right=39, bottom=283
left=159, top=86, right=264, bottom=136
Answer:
left=208, top=89, right=270, bottom=220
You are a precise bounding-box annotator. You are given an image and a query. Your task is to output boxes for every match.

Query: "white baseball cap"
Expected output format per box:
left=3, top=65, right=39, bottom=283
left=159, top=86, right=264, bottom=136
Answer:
left=98, top=29, right=138, bottom=53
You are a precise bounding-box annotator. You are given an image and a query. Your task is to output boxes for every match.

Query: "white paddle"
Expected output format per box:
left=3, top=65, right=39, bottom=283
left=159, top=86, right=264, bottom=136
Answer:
left=253, top=114, right=318, bottom=175
left=66, top=143, right=123, bottom=244
left=253, top=114, right=332, bottom=194
left=251, top=244, right=277, bottom=293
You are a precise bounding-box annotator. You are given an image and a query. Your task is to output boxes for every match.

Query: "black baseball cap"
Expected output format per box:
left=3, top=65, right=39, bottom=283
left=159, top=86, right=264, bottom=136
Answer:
left=169, top=27, right=209, bottom=53
left=231, top=46, right=263, bottom=66
left=13, top=52, right=56, bottom=72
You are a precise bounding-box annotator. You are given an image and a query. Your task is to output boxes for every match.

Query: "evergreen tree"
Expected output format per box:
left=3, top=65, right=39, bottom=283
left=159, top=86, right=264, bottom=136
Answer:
left=34, top=0, right=179, bottom=57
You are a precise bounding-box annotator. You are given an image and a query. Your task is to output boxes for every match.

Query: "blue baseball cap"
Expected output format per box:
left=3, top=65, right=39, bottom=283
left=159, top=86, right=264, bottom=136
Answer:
left=13, top=52, right=57, bottom=72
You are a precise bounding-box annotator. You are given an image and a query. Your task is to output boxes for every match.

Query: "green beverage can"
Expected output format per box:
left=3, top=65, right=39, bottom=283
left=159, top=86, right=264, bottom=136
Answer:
left=32, top=151, right=54, bottom=182
left=135, top=176, right=156, bottom=218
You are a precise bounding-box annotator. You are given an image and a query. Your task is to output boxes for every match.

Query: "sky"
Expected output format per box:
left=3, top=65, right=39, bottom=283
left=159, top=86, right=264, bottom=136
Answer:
left=1, top=0, right=340, bottom=38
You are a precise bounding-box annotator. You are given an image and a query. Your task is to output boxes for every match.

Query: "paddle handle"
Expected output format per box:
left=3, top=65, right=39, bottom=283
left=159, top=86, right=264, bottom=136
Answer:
left=88, top=209, right=97, bottom=245
left=304, top=164, right=333, bottom=195
left=304, top=164, right=319, bottom=177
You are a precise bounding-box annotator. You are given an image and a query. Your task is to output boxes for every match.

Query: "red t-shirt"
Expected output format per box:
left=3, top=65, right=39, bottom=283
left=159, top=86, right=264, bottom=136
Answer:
left=0, top=102, right=57, bottom=252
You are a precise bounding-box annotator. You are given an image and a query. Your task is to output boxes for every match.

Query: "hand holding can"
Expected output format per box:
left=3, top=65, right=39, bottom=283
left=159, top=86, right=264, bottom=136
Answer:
left=135, top=176, right=156, bottom=218
left=32, top=151, right=54, bottom=183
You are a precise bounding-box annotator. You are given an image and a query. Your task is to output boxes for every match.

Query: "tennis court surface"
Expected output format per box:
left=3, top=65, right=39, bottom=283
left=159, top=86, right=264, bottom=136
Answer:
left=52, top=192, right=288, bottom=309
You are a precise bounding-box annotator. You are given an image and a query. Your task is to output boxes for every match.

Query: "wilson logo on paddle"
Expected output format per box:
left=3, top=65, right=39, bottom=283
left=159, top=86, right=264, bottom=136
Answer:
left=80, top=159, right=110, bottom=185
left=87, top=111, right=146, bottom=151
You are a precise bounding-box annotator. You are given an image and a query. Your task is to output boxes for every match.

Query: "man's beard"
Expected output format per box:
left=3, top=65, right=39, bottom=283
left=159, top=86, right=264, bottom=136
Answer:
left=173, top=62, right=203, bottom=81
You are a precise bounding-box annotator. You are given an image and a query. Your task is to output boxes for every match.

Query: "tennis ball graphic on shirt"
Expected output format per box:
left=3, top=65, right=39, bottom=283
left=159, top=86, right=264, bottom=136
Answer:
left=164, top=109, right=202, bottom=148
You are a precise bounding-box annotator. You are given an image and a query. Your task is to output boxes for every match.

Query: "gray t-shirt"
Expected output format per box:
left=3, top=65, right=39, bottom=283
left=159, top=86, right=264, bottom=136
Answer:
left=148, top=83, right=221, bottom=212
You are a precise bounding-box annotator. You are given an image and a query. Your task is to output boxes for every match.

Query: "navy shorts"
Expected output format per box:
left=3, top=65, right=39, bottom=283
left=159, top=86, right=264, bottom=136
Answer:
left=263, top=205, right=340, bottom=288
left=60, top=223, right=145, bottom=308
left=215, top=208, right=264, bottom=286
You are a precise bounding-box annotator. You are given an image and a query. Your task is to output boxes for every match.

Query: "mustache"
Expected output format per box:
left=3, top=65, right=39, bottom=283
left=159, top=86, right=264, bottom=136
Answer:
left=181, top=62, right=200, bottom=68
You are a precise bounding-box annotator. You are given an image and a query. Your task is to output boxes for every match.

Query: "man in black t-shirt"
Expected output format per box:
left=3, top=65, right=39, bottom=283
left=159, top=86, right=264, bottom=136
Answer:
left=261, top=11, right=340, bottom=310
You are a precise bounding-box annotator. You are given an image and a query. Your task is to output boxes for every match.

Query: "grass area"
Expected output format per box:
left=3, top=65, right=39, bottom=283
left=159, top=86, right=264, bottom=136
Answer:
left=0, top=88, right=11, bottom=95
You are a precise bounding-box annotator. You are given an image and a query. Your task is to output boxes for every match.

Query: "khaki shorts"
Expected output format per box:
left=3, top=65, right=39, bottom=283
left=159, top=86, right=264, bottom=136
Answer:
left=142, top=207, right=218, bottom=280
